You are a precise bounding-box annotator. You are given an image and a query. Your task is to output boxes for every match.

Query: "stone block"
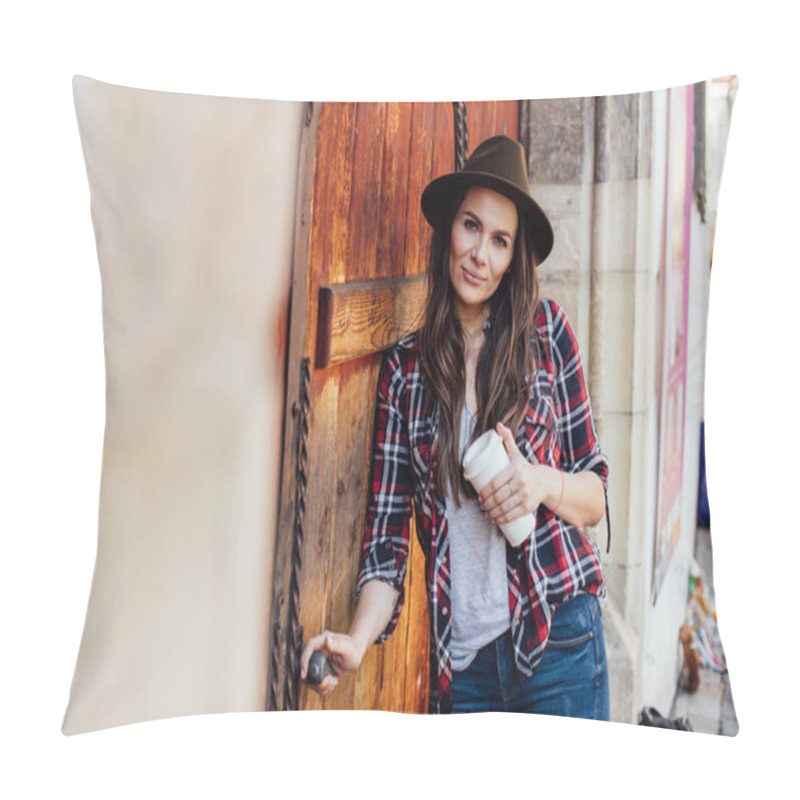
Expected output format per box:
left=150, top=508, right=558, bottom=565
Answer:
left=601, top=411, right=637, bottom=553
left=600, top=407, right=654, bottom=626
left=638, top=91, right=653, bottom=180
left=687, top=211, right=712, bottom=357
left=600, top=270, right=657, bottom=416
left=535, top=183, right=593, bottom=274
left=590, top=179, right=641, bottom=274
left=595, top=93, right=643, bottom=182
left=539, top=270, right=591, bottom=354
left=522, top=96, right=593, bottom=184
left=603, top=561, right=647, bottom=638
left=522, top=91, right=652, bottom=186
left=633, top=176, right=654, bottom=274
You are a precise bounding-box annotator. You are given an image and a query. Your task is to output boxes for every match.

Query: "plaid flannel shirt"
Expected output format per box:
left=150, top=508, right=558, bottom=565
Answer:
left=356, top=299, right=608, bottom=714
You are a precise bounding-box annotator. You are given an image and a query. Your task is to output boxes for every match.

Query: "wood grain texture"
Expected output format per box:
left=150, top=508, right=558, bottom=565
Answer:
left=315, top=275, right=427, bottom=368
left=296, top=102, right=354, bottom=711
left=279, top=100, right=519, bottom=714
left=466, top=100, right=520, bottom=155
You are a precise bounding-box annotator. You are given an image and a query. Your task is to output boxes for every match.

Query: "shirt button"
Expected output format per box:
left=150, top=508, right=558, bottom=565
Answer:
left=442, top=607, right=449, bottom=616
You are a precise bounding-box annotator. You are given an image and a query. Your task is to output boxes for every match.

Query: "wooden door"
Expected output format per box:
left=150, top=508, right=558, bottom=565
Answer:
left=269, top=100, right=519, bottom=713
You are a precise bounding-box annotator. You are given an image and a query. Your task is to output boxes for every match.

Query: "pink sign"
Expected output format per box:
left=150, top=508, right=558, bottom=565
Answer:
left=652, top=84, right=693, bottom=603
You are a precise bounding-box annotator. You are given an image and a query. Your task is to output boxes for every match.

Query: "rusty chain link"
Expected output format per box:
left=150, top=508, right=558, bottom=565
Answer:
left=268, top=357, right=311, bottom=711
left=453, top=102, right=468, bottom=171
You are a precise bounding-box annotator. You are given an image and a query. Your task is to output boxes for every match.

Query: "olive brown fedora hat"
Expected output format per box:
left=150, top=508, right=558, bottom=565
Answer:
left=420, top=134, right=554, bottom=264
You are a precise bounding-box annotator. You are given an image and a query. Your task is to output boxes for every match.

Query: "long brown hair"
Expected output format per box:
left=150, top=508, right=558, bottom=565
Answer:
left=418, top=186, right=540, bottom=504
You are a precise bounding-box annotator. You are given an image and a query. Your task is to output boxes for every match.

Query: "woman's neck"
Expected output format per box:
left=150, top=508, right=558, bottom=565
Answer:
left=457, top=304, right=488, bottom=415
left=456, top=302, right=489, bottom=343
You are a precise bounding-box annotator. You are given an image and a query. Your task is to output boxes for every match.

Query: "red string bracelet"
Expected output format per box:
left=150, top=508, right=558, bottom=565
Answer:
left=552, top=470, right=565, bottom=515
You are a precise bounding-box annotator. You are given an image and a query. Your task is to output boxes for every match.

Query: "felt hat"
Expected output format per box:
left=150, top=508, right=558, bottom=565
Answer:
left=420, top=134, right=554, bottom=264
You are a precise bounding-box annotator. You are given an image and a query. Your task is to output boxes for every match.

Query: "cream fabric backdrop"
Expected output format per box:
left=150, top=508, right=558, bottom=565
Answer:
left=63, top=77, right=303, bottom=734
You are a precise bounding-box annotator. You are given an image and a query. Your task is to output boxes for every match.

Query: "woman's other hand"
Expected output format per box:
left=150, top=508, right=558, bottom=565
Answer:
left=299, top=631, right=364, bottom=697
left=299, top=580, right=398, bottom=697
left=478, top=422, right=559, bottom=525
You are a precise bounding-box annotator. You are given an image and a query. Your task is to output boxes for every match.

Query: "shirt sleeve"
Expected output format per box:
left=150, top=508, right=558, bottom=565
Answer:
left=355, top=347, right=414, bottom=643
left=547, top=300, right=609, bottom=490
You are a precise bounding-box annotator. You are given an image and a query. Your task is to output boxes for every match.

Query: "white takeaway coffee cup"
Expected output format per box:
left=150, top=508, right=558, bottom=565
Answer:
left=462, top=429, right=536, bottom=547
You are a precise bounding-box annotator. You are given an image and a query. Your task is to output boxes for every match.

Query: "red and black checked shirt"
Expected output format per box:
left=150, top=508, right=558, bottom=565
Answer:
left=356, top=299, right=608, bottom=714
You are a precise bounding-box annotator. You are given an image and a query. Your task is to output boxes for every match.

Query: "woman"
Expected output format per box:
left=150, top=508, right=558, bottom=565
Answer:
left=300, top=135, right=610, bottom=718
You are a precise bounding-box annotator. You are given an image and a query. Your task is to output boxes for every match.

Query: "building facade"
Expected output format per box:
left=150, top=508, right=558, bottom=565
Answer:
left=522, top=79, right=735, bottom=721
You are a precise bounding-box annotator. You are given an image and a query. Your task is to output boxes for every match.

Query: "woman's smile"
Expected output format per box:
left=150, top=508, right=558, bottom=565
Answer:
left=460, top=265, right=487, bottom=286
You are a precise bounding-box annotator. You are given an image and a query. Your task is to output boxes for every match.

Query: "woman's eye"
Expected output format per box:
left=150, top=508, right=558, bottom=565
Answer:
left=494, top=236, right=508, bottom=248
left=464, top=218, right=478, bottom=230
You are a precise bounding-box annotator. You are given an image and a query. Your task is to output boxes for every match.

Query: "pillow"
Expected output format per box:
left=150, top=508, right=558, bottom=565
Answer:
left=64, top=76, right=736, bottom=735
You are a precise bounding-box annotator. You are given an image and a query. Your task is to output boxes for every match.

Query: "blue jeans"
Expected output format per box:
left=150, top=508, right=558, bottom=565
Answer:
left=451, top=594, right=610, bottom=719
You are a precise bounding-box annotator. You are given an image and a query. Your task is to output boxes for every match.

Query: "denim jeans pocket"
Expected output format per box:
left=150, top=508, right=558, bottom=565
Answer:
left=548, top=594, right=596, bottom=648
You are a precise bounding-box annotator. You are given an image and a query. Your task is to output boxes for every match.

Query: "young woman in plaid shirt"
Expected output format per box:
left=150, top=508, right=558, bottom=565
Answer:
left=301, top=136, right=610, bottom=718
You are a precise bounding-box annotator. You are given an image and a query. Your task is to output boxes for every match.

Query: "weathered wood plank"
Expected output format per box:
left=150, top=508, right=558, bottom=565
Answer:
left=326, top=105, right=414, bottom=711
left=316, top=274, right=427, bottom=368
left=466, top=100, right=520, bottom=153
left=297, top=101, right=355, bottom=711
left=377, top=102, right=413, bottom=280
left=324, top=360, right=376, bottom=711
left=403, top=102, right=434, bottom=278
left=349, top=102, right=387, bottom=283
left=304, top=103, right=357, bottom=362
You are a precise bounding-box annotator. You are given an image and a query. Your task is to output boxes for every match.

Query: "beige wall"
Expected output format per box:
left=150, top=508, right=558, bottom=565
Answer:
left=63, top=78, right=304, bottom=734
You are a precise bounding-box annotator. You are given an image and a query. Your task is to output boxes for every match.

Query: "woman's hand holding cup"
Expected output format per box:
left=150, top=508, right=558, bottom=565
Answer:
left=477, top=422, right=560, bottom=531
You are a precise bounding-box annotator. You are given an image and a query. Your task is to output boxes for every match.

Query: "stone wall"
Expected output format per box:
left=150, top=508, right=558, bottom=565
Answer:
left=521, top=88, right=710, bottom=723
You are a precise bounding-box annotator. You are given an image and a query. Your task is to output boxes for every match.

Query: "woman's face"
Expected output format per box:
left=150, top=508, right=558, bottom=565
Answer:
left=448, top=185, right=518, bottom=322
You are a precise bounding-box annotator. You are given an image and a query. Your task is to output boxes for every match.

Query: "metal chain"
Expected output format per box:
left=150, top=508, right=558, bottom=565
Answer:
left=268, top=596, right=282, bottom=711
left=282, top=357, right=311, bottom=711
left=453, top=102, right=468, bottom=171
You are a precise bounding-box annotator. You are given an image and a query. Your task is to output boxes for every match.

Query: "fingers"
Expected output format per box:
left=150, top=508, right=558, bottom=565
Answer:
left=478, top=423, right=522, bottom=510
left=312, top=673, right=339, bottom=697
left=478, top=457, right=512, bottom=504
left=479, top=457, right=523, bottom=510
left=322, top=632, right=349, bottom=657
left=301, top=633, right=342, bottom=698
left=301, top=630, right=363, bottom=700
left=301, top=632, right=342, bottom=677
left=484, top=482, right=526, bottom=523
left=306, top=672, right=338, bottom=697
left=496, top=422, right=521, bottom=459
left=299, top=631, right=331, bottom=679
left=479, top=456, right=543, bottom=523
left=481, top=477, right=521, bottom=519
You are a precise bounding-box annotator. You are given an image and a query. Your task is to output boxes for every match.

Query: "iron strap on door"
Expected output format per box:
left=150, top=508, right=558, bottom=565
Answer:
left=453, top=102, right=468, bottom=171
left=268, top=356, right=312, bottom=711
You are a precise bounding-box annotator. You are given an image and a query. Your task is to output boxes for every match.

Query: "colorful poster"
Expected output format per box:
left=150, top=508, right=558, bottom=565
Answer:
left=652, top=85, right=693, bottom=603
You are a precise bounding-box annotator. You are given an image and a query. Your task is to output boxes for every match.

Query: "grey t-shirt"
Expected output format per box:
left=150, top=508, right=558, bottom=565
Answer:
left=447, top=406, right=511, bottom=671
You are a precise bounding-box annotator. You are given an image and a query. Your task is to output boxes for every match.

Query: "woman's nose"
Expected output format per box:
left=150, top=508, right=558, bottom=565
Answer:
left=472, top=236, right=488, bottom=265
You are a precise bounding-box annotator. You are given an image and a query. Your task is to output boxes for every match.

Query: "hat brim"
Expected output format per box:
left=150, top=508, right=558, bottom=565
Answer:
left=421, top=171, right=554, bottom=264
